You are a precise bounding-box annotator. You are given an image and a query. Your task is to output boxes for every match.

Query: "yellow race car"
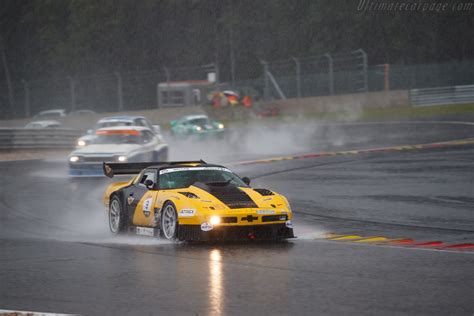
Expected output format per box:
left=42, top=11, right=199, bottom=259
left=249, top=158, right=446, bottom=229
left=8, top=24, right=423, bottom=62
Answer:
left=102, top=161, right=294, bottom=241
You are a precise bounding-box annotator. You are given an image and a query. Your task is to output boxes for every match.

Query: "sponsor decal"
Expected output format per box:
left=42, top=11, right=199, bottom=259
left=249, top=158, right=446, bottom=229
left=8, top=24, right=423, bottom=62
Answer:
left=201, top=222, right=213, bottom=231
left=179, top=209, right=196, bottom=217
left=285, top=220, right=293, bottom=229
left=127, top=196, right=134, bottom=205
left=160, top=166, right=232, bottom=175
left=136, top=226, right=155, bottom=237
left=142, top=197, right=153, bottom=217
left=257, top=209, right=275, bottom=215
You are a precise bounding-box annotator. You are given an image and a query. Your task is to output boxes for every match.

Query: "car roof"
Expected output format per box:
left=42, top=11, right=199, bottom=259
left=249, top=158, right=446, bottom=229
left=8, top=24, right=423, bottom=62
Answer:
left=38, top=109, right=66, bottom=113
left=72, top=109, right=95, bottom=112
left=96, top=126, right=152, bottom=132
left=98, top=115, right=146, bottom=123
left=181, top=114, right=209, bottom=121
left=69, top=109, right=95, bottom=114
left=27, top=120, right=62, bottom=125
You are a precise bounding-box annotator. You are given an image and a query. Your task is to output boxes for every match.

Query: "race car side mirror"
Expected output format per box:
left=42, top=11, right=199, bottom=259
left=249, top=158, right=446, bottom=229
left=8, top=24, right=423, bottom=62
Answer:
left=144, top=179, right=154, bottom=189
left=242, top=177, right=251, bottom=186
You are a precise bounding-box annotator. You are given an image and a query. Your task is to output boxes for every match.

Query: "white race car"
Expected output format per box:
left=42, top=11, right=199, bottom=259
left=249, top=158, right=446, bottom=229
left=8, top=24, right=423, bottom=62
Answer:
left=68, top=126, right=168, bottom=177
left=76, top=115, right=163, bottom=147
left=25, top=120, right=62, bottom=129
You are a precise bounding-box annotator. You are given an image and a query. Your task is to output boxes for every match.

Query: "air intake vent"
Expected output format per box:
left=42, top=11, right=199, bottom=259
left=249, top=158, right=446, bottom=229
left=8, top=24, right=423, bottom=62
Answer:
left=262, top=214, right=288, bottom=222
left=254, top=188, right=274, bottom=196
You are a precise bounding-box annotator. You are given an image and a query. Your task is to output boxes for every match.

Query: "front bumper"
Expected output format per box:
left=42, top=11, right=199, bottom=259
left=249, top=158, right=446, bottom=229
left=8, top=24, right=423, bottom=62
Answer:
left=69, top=164, right=103, bottom=177
left=177, top=223, right=294, bottom=241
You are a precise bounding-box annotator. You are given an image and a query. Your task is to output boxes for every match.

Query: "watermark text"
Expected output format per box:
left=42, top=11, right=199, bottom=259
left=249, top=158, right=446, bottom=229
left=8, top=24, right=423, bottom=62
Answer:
left=357, top=0, right=473, bottom=12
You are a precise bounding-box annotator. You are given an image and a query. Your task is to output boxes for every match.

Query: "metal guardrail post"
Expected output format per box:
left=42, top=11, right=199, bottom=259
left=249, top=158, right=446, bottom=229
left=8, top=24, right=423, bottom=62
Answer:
left=352, top=49, right=369, bottom=92
left=261, top=60, right=269, bottom=101
left=384, top=63, right=390, bottom=91
left=21, top=79, right=30, bottom=118
left=214, top=62, right=219, bottom=85
left=293, top=57, right=301, bottom=98
left=115, top=72, right=124, bottom=111
left=158, top=66, right=172, bottom=108
left=266, top=70, right=287, bottom=100
left=360, top=49, right=369, bottom=92
left=68, top=76, right=76, bottom=112
left=324, top=53, right=334, bottom=95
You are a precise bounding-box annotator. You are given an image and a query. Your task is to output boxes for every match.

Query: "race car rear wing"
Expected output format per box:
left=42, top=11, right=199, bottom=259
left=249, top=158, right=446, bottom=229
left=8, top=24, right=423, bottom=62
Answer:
left=103, top=160, right=206, bottom=178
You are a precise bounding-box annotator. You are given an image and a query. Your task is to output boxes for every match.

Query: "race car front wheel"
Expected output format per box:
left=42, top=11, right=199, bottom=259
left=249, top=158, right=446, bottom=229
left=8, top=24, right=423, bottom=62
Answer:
left=109, top=196, right=127, bottom=234
left=161, top=202, right=178, bottom=240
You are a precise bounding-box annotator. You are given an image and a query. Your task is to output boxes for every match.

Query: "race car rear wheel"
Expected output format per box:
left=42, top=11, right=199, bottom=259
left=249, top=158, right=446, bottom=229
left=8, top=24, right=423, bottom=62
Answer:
left=109, top=195, right=127, bottom=234
left=160, top=202, right=178, bottom=240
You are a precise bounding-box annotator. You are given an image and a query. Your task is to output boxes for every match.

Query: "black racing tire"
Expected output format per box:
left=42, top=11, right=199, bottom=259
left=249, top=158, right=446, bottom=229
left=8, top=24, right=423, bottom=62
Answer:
left=109, top=195, right=128, bottom=235
left=160, top=201, right=178, bottom=240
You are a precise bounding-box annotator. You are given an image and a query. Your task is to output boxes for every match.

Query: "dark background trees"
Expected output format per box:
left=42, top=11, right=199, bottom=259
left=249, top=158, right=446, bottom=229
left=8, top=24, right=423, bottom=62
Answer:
left=1, top=0, right=473, bottom=84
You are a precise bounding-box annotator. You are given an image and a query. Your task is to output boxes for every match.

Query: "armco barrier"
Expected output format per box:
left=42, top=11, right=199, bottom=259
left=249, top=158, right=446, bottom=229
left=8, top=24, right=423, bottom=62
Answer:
left=410, top=84, right=474, bottom=107
left=0, top=128, right=83, bottom=149
left=0, top=106, right=208, bottom=129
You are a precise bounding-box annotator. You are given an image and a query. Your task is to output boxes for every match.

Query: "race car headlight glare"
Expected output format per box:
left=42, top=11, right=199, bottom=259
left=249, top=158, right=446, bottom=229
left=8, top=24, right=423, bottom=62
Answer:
left=69, top=156, right=79, bottom=163
left=77, top=140, right=86, bottom=147
left=117, top=155, right=127, bottom=162
left=195, top=126, right=202, bottom=131
left=210, top=216, right=221, bottom=225
left=218, top=123, right=224, bottom=129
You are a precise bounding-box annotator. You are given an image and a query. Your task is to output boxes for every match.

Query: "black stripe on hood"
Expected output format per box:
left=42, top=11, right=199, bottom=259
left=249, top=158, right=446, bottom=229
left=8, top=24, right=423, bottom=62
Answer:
left=193, top=182, right=258, bottom=209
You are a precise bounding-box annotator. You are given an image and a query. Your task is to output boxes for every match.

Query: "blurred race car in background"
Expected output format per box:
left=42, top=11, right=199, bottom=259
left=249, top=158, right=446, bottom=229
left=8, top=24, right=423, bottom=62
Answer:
left=33, top=108, right=67, bottom=119
left=69, top=126, right=168, bottom=177
left=24, top=120, right=63, bottom=128
left=102, top=160, right=294, bottom=241
left=68, top=109, right=96, bottom=117
left=170, top=114, right=225, bottom=138
left=76, top=115, right=163, bottom=147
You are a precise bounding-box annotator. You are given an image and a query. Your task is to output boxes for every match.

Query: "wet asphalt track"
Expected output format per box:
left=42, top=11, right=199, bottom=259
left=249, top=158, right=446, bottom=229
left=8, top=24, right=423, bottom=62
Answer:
left=0, top=120, right=473, bottom=315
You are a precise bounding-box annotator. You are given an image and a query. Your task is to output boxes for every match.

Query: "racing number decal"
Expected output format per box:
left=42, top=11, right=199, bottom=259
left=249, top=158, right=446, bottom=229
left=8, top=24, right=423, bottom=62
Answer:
left=132, top=193, right=157, bottom=227
left=142, top=197, right=153, bottom=217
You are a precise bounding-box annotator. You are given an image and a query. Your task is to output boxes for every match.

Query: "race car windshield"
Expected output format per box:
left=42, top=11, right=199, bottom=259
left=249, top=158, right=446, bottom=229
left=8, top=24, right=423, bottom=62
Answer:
left=97, top=121, right=132, bottom=128
left=159, top=168, right=248, bottom=189
left=92, top=134, right=144, bottom=144
left=188, top=118, right=210, bottom=126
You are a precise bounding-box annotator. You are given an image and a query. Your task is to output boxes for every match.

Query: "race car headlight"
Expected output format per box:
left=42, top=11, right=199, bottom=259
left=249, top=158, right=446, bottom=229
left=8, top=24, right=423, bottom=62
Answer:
left=194, top=126, right=202, bottom=131
left=210, top=216, right=221, bottom=225
left=218, top=123, right=224, bottom=129
left=69, top=156, right=80, bottom=163
left=77, top=139, right=86, bottom=147
left=117, top=155, right=128, bottom=162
